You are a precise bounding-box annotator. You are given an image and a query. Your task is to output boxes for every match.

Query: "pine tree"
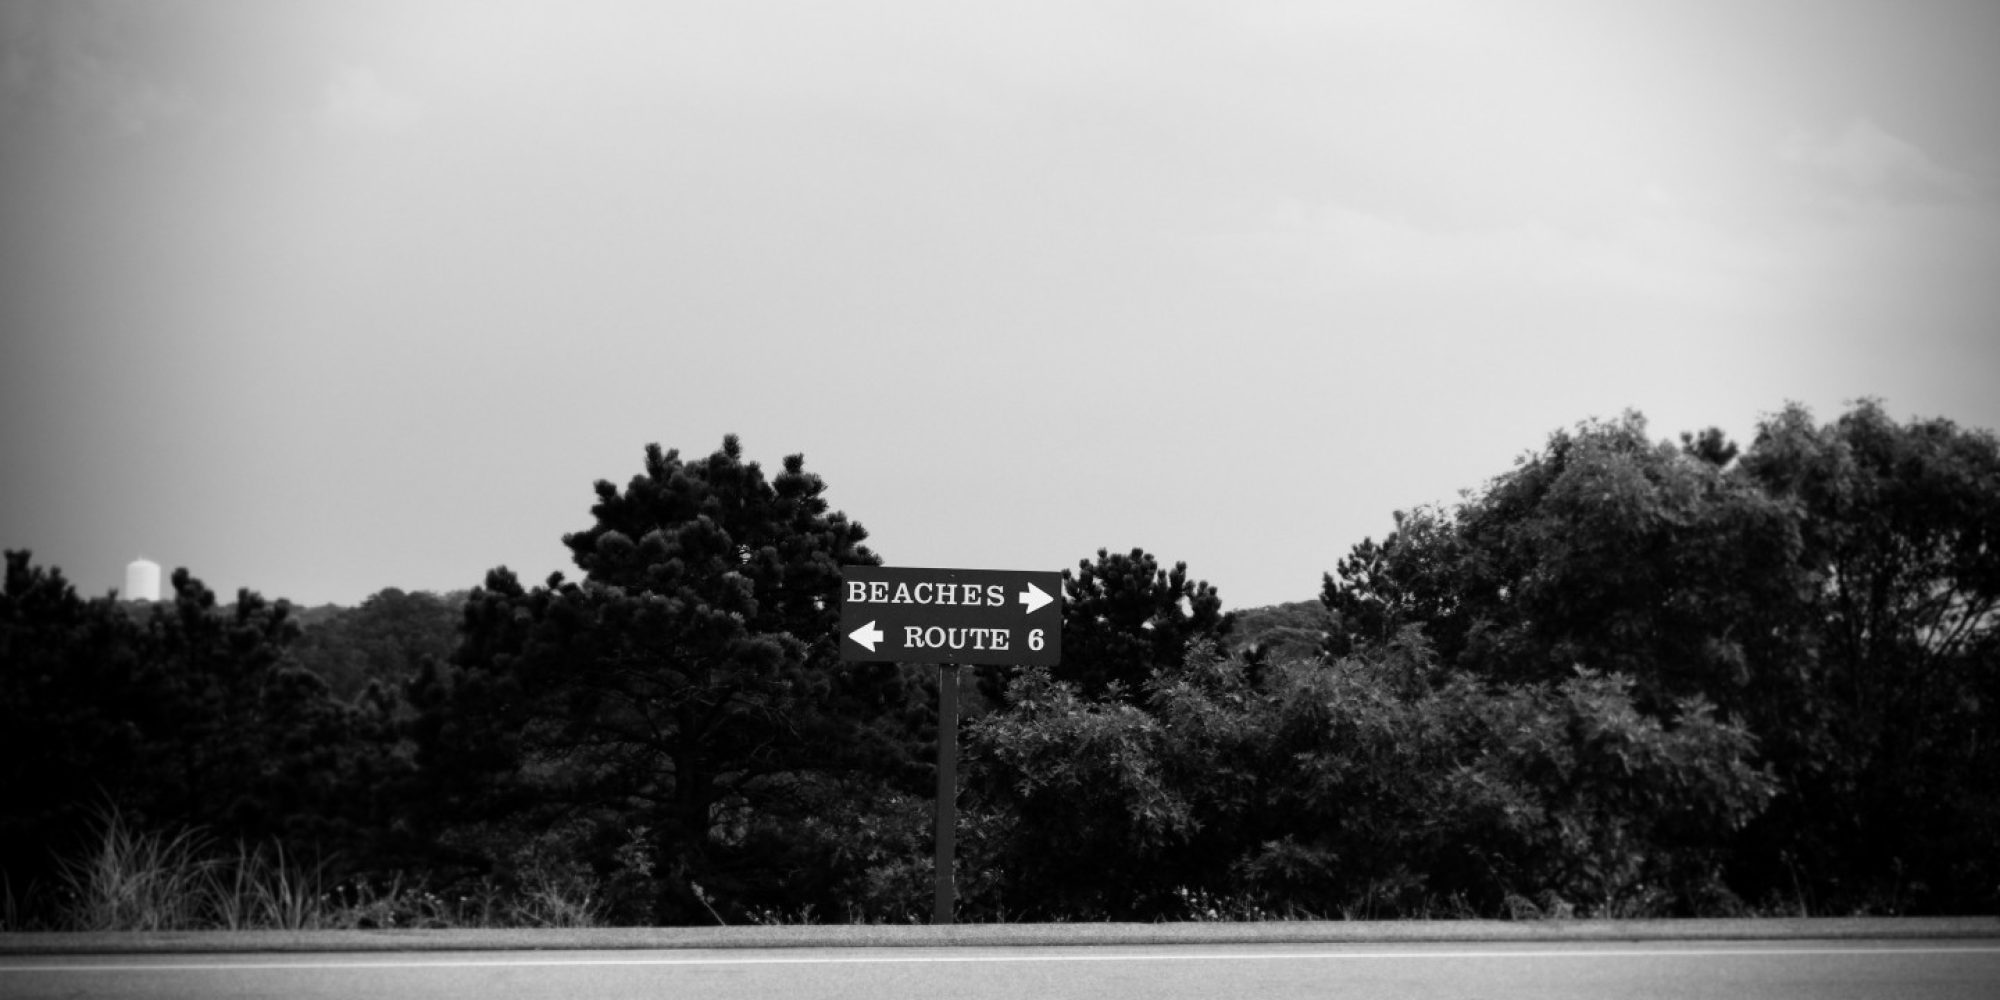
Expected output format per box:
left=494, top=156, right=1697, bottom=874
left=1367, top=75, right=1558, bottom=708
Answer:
left=1053, top=548, right=1233, bottom=702
left=0, top=552, right=148, bottom=905
left=414, top=436, right=912, bottom=922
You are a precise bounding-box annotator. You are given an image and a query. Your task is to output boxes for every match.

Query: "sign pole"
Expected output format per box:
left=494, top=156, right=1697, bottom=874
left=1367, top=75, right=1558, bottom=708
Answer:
left=933, top=662, right=958, bottom=925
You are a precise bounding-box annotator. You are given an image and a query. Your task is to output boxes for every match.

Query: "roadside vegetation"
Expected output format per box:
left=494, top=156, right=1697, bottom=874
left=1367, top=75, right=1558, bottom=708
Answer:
left=4, top=399, right=1996, bottom=928
left=22, top=808, right=603, bottom=931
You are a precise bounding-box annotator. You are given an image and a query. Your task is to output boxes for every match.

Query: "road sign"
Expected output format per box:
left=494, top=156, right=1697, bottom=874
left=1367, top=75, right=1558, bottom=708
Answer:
left=839, top=565, right=1062, bottom=925
left=839, top=565, right=1062, bottom=666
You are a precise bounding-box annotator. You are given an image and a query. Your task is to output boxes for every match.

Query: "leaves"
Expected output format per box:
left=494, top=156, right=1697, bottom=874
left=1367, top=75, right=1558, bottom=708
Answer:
left=1051, top=548, right=1234, bottom=702
left=9, top=399, right=1997, bottom=922
left=412, top=437, right=915, bottom=924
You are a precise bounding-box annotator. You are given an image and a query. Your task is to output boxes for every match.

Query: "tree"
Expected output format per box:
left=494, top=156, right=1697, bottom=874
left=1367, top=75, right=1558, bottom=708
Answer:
left=1319, top=505, right=1466, bottom=661
left=1319, top=401, right=2000, bottom=913
left=130, top=570, right=401, bottom=854
left=1735, top=400, right=2000, bottom=912
left=412, top=436, right=916, bottom=923
left=969, top=631, right=1772, bottom=920
left=134, top=570, right=305, bottom=833
left=1052, top=548, right=1234, bottom=701
left=288, top=588, right=463, bottom=706
left=1321, top=412, right=1803, bottom=717
left=0, top=551, right=148, bottom=907
left=1, top=553, right=404, bottom=922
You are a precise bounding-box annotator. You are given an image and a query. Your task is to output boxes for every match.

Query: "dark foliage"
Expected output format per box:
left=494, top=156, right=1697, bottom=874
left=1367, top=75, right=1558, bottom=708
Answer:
left=1732, top=401, right=2000, bottom=912
left=407, top=437, right=925, bottom=923
left=1229, top=600, right=1329, bottom=667
left=6, top=400, right=1995, bottom=924
left=1320, top=402, right=2000, bottom=913
left=1051, top=547, right=1234, bottom=702
left=967, top=635, right=1771, bottom=920
left=288, top=589, right=464, bottom=706
left=1, top=553, right=404, bottom=920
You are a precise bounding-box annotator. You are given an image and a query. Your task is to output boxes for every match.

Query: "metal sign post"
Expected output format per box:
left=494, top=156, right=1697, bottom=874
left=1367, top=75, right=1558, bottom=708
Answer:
left=934, top=662, right=958, bottom=925
left=839, top=566, right=1062, bottom=925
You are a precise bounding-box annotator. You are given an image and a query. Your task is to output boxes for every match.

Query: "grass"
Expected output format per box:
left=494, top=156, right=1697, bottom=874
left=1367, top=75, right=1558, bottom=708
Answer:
left=57, top=810, right=216, bottom=931
left=22, top=809, right=1890, bottom=931
left=29, top=808, right=606, bottom=932
left=211, top=841, right=326, bottom=931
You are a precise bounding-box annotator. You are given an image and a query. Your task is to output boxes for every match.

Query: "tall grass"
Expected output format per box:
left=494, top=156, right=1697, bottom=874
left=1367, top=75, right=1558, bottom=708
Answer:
left=3, top=870, right=27, bottom=931
left=511, top=872, right=607, bottom=928
left=57, top=809, right=217, bottom=931
left=47, top=808, right=608, bottom=930
left=212, top=842, right=326, bottom=931
left=54, top=808, right=330, bottom=931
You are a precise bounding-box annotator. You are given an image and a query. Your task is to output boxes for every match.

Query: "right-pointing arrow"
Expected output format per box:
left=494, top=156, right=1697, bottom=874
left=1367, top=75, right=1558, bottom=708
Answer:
left=849, top=620, right=885, bottom=653
left=1018, top=581, right=1053, bottom=615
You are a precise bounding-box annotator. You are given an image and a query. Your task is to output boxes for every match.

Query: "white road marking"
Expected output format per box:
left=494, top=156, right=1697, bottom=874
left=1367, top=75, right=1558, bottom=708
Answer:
left=4, top=945, right=1999, bottom=974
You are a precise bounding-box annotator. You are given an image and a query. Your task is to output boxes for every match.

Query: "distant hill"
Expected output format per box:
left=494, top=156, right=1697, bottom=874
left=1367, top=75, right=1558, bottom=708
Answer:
left=117, top=599, right=387, bottom=628
left=285, top=589, right=470, bottom=702
left=1228, top=599, right=1328, bottom=663
left=289, top=602, right=350, bottom=628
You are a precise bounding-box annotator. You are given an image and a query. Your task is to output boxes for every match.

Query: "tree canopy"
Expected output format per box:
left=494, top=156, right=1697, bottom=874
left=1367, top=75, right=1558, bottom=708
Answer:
left=1, top=554, right=401, bottom=911
left=1053, top=547, right=1234, bottom=702
left=5, top=402, right=1996, bottom=926
left=1318, top=401, right=2000, bottom=912
left=409, top=436, right=920, bottom=923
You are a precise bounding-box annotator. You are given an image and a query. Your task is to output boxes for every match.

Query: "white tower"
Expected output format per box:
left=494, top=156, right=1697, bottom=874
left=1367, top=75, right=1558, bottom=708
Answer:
left=125, top=558, right=161, bottom=603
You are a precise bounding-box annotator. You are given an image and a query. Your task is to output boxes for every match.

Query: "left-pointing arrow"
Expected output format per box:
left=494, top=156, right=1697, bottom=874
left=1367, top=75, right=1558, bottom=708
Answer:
left=849, top=620, right=885, bottom=652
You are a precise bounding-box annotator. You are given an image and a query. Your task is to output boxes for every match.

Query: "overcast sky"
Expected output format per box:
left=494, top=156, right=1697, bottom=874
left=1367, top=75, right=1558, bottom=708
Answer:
left=4, top=0, right=1998, bottom=610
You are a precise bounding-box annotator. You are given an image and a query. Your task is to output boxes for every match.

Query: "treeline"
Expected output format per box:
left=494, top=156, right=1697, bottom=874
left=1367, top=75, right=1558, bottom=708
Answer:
left=2, top=399, right=1995, bottom=926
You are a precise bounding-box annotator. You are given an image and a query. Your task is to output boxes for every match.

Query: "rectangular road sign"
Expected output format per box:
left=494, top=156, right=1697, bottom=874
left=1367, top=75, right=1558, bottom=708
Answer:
left=839, top=565, right=1062, bottom=666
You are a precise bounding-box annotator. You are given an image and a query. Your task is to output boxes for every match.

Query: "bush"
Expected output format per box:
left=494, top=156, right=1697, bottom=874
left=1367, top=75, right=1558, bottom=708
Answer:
left=969, top=633, right=1775, bottom=920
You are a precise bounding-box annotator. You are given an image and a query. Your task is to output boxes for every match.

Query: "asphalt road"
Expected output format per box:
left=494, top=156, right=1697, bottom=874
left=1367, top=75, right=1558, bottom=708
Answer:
left=4, top=939, right=1998, bottom=1000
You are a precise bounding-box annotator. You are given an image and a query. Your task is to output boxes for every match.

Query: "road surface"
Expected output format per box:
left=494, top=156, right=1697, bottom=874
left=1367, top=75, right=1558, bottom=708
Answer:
left=4, top=939, right=1998, bottom=999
